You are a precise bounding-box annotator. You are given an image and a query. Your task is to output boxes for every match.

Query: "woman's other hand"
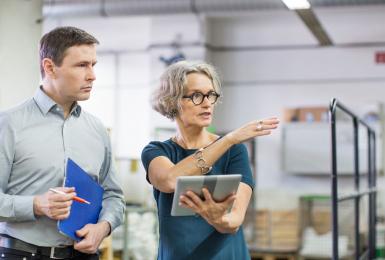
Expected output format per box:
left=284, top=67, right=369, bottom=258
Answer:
left=179, top=188, right=238, bottom=233
left=226, top=117, right=280, bottom=145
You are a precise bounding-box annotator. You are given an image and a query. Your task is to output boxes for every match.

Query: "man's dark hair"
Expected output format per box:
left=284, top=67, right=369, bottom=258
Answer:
left=39, top=26, right=99, bottom=78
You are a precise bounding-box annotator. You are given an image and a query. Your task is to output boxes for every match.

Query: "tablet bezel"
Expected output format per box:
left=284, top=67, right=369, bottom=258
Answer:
left=171, top=174, right=241, bottom=217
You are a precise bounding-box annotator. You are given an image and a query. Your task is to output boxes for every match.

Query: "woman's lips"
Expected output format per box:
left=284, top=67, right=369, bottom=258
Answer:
left=199, top=112, right=211, bottom=118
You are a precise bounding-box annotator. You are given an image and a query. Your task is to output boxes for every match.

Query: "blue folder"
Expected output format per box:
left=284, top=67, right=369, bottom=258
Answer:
left=58, top=158, right=104, bottom=241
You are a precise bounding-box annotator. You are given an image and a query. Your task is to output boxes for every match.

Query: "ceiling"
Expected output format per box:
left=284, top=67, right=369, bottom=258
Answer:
left=43, top=0, right=385, bottom=47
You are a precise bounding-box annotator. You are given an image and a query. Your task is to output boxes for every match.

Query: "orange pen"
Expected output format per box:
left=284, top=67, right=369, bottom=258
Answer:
left=49, top=188, right=91, bottom=204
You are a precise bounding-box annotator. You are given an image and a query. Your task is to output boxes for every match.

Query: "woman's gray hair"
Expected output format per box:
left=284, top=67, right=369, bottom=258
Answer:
left=151, top=60, right=221, bottom=119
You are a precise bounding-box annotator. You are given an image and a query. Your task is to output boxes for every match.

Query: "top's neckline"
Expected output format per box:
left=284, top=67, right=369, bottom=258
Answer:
left=169, top=136, right=222, bottom=151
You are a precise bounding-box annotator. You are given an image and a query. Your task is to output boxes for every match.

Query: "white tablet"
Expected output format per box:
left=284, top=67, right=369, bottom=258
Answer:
left=171, top=174, right=242, bottom=216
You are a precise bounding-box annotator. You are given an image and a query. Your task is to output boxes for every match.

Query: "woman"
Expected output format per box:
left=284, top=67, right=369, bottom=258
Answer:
left=141, top=61, right=279, bottom=260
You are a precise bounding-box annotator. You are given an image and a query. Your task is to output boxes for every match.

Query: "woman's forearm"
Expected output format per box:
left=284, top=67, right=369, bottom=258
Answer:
left=211, top=184, right=252, bottom=234
left=211, top=211, right=244, bottom=234
left=150, top=135, right=235, bottom=192
left=171, top=134, right=235, bottom=176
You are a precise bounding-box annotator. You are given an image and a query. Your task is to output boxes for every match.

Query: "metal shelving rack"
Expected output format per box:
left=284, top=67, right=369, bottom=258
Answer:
left=330, top=98, right=378, bottom=260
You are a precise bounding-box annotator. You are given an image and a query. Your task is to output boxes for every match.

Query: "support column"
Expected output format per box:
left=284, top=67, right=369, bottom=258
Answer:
left=0, top=0, right=42, bottom=110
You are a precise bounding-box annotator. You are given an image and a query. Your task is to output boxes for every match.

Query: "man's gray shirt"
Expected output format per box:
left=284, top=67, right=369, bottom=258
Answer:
left=0, top=87, right=125, bottom=246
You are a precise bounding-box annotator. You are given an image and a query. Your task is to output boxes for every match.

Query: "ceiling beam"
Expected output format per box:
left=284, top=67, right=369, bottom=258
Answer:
left=295, top=8, right=333, bottom=46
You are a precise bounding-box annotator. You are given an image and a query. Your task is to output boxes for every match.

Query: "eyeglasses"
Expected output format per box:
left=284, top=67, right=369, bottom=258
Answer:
left=182, top=91, right=220, bottom=105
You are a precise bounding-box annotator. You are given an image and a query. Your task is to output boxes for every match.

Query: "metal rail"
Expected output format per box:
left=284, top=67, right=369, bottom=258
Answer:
left=330, top=98, right=377, bottom=260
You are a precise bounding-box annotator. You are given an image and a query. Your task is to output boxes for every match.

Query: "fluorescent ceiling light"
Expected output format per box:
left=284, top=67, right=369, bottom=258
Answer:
left=281, top=0, right=311, bottom=10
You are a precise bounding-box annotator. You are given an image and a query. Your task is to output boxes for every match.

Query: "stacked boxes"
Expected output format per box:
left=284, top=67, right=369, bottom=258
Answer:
left=247, top=209, right=300, bottom=251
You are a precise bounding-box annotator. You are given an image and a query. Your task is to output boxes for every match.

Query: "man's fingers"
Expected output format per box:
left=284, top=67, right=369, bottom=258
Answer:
left=50, top=200, right=72, bottom=209
left=50, top=192, right=76, bottom=203
left=55, top=212, right=71, bottom=220
left=74, top=224, right=97, bottom=253
left=51, top=187, right=76, bottom=201
left=51, top=207, right=71, bottom=220
left=57, top=186, right=76, bottom=193
left=74, top=239, right=90, bottom=252
left=74, top=231, right=98, bottom=254
left=76, top=225, right=90, bottom=238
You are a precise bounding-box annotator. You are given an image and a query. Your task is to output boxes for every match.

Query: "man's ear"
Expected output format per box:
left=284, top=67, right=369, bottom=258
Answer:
left=42, top=58, right=57, bottom=79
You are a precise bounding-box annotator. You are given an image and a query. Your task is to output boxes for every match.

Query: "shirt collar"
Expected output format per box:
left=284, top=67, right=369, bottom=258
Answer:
left=71, top=103, right=82, bottom=117
left=33, top=86, right=82, bottom=117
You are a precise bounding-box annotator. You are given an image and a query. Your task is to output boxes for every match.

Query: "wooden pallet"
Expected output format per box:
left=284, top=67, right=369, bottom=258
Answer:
left=251, top=252, right=297, bottom=260
left=99, top=236, right=113, bottom=260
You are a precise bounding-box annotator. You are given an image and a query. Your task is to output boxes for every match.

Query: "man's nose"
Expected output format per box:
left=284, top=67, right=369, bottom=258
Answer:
left=87, top=67, right=96, bottom=81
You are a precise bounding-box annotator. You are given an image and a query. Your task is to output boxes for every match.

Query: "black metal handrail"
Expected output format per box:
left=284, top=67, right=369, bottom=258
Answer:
left=330, top=98, right=377, bottom=260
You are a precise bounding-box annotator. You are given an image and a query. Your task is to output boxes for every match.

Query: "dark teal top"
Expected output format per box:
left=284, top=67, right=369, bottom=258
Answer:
left=141, top=139, right=254, bottom=260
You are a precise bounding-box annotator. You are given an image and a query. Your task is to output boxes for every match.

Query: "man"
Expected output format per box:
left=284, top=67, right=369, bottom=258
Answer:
left=0, top=27, right=125, bottom=259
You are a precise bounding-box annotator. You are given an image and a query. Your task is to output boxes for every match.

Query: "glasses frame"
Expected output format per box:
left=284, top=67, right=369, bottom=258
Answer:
left=182, top=91, right=220, bottom=105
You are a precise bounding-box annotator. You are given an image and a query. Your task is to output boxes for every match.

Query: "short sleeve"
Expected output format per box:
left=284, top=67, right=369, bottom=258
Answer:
left=141, top=141, right=169, bottom=183
left=227, top=143, right=255, bottom=189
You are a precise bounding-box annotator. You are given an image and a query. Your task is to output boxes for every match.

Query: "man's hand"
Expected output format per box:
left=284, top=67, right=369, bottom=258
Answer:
left=74, top=221, right=111, bottom=254
left=33, top=187, right=76, bottom=220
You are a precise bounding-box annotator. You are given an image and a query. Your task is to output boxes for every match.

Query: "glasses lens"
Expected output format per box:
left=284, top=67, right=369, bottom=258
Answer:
left=208, top=92, right=219, bottom=104
left=192, top=92, right=204, bottom=105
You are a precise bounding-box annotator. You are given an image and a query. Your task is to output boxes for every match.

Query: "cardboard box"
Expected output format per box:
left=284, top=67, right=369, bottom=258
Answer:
left=252, top=209, right=300, bottom=250
left=298, top=107, right=329, bottom=122
left=283, top=106, right=329, bottom=122
left=283, top=108, right=300, bottom=122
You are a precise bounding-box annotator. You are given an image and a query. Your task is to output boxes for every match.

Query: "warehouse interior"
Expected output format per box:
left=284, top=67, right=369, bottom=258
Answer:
left=1, top=0, right=385, bottom=259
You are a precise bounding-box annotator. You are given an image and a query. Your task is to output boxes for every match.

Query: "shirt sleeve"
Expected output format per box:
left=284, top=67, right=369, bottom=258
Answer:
left=227, top=143, right=255, bottom=189
left=0, top=113, right=36, bottom=222
left=141, top=141, right=169, bottom=184
left=97, top=128, right=125, bottom=232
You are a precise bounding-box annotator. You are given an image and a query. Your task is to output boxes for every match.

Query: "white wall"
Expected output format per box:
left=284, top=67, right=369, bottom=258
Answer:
left=0, top=0, right=42, bottom=110
left=148, top=15, right=207, bottom=132
left=207, top=15, right=385, bottom=212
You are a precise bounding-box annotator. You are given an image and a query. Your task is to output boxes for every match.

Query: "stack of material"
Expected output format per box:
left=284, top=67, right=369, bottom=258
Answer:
left=299, top=227, right=351, bottom=258
left=310, top=210, right=331, bottom=235
left=112, top=211, right=158, bottom=260
left=247, top=209, right=300, bottom=251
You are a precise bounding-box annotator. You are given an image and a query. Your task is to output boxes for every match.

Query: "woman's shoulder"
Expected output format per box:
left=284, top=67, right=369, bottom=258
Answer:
left=142, top=139, right=175, bottom=152
left=230, top=142, right=248, bottom=153
left=225, top=143, right=248, bottom=161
